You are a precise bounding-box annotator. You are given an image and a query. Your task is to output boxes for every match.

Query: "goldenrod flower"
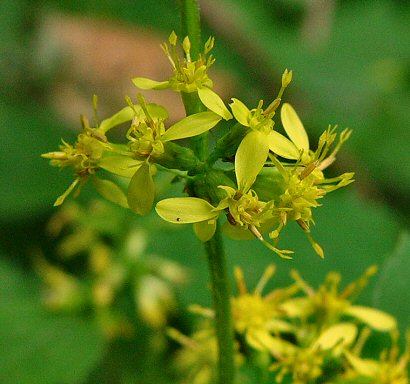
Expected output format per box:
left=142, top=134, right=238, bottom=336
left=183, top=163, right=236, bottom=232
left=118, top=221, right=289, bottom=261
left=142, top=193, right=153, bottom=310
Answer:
left=343, top=330, right=410, bottom=384
left=41, top=102, right=134, bottom=207
left=229, top=70, right=294, bottom=189
left=133, top=32, right=232, bottom=120
left=281, top=266, right=397, bottom=332
left=155, top=147, right=292, bottom=257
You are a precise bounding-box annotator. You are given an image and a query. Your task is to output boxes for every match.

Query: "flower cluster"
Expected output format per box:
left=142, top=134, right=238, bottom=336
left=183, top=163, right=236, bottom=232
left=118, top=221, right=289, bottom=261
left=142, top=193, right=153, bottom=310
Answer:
left=43, top=32, right=353, bottom=257
left=169, top=266, right=408, bottom=384
left=35, top=200, right=187, bottom=338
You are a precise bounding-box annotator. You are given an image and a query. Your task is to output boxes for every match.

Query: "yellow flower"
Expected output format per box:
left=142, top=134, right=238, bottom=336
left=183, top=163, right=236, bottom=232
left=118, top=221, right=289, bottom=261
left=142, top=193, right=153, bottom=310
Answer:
left=271, top=102, right=352, bottom=168
left=41, top=103, right=134, bottom=207
left=155, top=147, right=292, bottom=258
left=103, top=95, right=222, bottom=215
left=133, top=32, right=232, bottom=120
left=229, top=70, right=294, bottom=190
left=344, top=331, right=410, bottom=384
left=231, top=265, right=296, bottom=353
left=266, top=119, right=354, bottom=257
left=280, top=266, right=397, bottom=332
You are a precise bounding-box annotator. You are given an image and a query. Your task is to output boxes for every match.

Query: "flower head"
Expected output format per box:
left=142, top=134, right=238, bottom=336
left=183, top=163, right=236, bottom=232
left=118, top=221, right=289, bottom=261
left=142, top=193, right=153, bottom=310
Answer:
left=133, top=32, right=232, bottom=120
left=280, top=266, right=397, bottom=332
left=41, top=100, right=134, bottom=207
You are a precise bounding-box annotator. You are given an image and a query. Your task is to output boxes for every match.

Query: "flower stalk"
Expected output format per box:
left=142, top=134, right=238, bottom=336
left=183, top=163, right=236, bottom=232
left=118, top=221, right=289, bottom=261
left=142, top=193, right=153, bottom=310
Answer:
left=179, top=1, right=236, bottom=382
left=204, top=221, right=235, bottom=384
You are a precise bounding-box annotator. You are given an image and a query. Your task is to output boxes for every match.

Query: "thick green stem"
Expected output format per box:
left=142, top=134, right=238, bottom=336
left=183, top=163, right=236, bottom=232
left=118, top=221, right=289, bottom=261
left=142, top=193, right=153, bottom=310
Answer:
left=178, top=3, right=236, bottom=382
left=204, top=221, right=235, bottom=384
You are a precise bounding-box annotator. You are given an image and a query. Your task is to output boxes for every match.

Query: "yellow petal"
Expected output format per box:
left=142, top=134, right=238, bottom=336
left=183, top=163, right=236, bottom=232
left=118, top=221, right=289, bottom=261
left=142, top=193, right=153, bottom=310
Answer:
left=161, top=111, right=221, bottom=142
left=193, top=219, right=217, bottom=242
left=279, top=297, right=310, bottom=318
left=156, top=197, right=219, bottom=224
left=99, top=106, right=134, bottom=133
left=197, top=87, right=233, bottom=120
left=235, top=130, right=269, bottom=192
left=91, top=176, right=128, bottom=208
left=127, top=162, right=154, bottom=215
left=281, top=103, right=309, bottom=152
left=312, top=322, right=357, bottom=353
left=344, top=351, right=379, bottom=377
left=267, top=130, right=300, bottom=160
left=246, top=329, right=297, bottom=355
left=229, top=98, right=251, bottom=127
left=345, top=305, right=397, bottom=332
left=132, top=77, right=170, bottom=90
left=99, top=156, right=142, bottom=178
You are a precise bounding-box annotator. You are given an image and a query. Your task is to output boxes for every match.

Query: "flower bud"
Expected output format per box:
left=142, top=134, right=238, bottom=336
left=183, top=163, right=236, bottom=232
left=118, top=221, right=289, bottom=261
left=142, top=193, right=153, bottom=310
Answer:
left=282, top=69, right=293, bottom=88
left=155, top=142, right=201, bottom=172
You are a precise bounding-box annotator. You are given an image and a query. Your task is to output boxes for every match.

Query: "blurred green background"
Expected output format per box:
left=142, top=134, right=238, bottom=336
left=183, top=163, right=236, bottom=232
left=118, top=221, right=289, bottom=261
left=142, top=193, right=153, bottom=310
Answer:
left=1, top=0, right=409, bottom=383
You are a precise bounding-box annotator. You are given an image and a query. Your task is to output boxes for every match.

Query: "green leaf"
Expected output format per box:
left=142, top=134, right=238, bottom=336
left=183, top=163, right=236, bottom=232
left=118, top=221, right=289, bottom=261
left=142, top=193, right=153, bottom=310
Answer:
left=132, top=77, right=170, bottom=90
left=373, top=231, right=410, bottom=333
left=0, top=257, right=104, bottom=384
left=98, top=105, right=134, bottom=133
left=156, top=197, right=219, bottom=224
left=91, top=176, right=128, bottom=208
left=235, top=130, right=269, bottom=192
left=197, top=86, right=233, bottom=120
left=161, top=111, right=222, bottom=142
left=127, top=162, right=154, bottom=215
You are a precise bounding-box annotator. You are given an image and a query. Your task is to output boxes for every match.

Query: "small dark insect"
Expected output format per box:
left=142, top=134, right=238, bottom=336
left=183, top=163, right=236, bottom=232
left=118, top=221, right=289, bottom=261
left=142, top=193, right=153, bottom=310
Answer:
left=176, top=217, right=181, bottom=222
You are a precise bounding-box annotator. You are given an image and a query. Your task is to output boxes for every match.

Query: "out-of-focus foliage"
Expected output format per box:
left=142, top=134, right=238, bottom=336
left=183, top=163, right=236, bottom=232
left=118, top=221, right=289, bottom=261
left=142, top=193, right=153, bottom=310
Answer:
left=1, top=0, right=409, bottom=383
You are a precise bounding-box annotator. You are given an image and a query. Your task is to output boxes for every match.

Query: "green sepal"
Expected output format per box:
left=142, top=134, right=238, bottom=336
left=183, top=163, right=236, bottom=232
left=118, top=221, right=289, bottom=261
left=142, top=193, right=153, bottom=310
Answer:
left=132, top=77, right=170, bottom=90
left=127, top=162, right=154, bottom=215
left=91, top=176, right=128, bottom=208
left=156, top=197, right=219, bottom=224
left=161, top=111, right=222, bottom=142
left=193, top=219, right=217, bottom=242
left=235, top=130, right=269, bottom=192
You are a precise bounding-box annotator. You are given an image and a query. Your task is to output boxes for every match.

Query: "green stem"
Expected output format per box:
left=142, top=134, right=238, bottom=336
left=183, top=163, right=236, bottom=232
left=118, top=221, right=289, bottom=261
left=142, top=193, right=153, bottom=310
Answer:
left=179, top=0, right=208, bottom=161
left=178, top=0, right=202, bottom=59
left=178, top=3, right=235, bottom=381
left=204, top=221, right=235, bottom=384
